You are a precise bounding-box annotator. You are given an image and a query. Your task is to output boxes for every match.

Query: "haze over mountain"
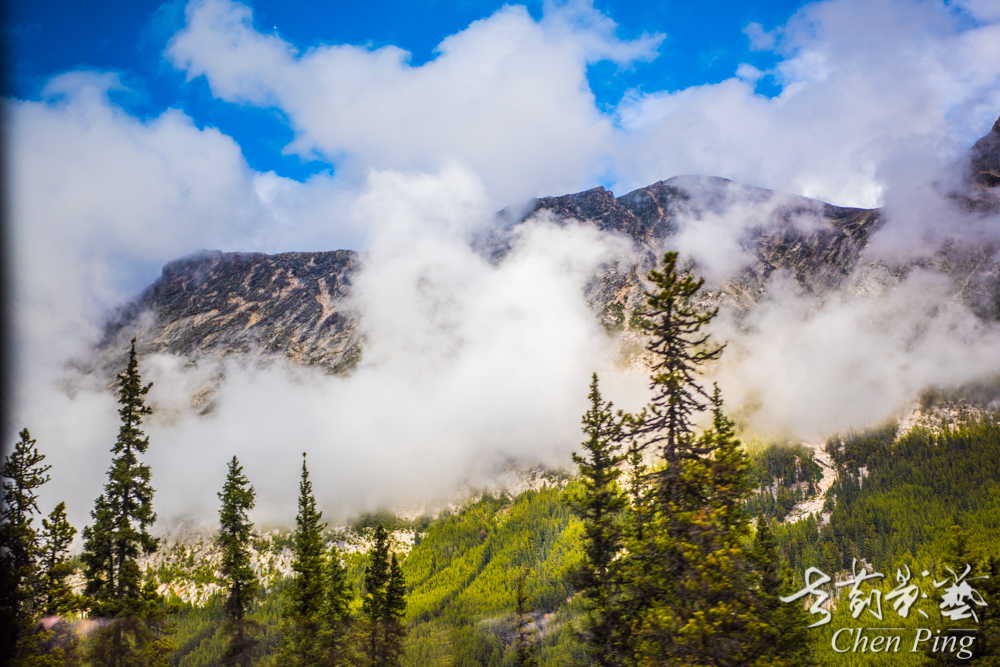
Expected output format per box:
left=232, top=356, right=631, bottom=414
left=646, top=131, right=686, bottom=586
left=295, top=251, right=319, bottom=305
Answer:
left=99, top=115, right=1000, bottom=390
left=52, top=115, right=999, bottom=528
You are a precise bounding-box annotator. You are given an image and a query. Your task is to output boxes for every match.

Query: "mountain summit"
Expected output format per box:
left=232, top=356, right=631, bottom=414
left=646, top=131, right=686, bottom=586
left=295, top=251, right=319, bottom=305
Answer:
left=94, top=115, right=1000, bottom=382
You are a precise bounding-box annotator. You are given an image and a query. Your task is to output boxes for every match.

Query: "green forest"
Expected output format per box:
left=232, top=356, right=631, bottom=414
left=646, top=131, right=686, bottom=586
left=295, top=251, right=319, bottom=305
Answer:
left=3, top=252, right=1000, bottom=667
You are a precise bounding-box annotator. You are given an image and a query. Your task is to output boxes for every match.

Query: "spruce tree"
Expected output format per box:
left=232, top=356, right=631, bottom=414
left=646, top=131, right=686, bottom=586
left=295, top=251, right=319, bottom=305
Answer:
left=383, top=553, right=407, bottom=667
left=31, top=502, right=84, bottom=667
left=511, top=575, right=538, bottom=667
left=217, top=456, right=260, bottom=667
left=0, top=429, right=51, bottom=666
left=616, top=253, right=773, bottom=665
left=38, top=502, right=80, bottom=617
left=972, top=553, right=1000, bottom=666
left=753, top=515, right=815, bottom=666
left=363, top=525, right=391, bottom=667
left=564, top=374, right=627, bottom=666
left=80, top=338, right=174, bottom=667
left=319, top=548, right=356, bottom=666
left=630, top=251, right=724, bottom=507
left=275, top=453, right=328, bottom=667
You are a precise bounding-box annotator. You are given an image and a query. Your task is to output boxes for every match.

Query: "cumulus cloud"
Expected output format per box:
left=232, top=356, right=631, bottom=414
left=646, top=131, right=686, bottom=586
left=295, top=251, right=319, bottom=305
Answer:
left=614, top=0, right=1000, bottom=207
left=165, top=0, right=662, bottom=207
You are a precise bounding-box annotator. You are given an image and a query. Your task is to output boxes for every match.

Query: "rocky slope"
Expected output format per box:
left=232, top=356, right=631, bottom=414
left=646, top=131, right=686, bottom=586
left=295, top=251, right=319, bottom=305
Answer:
left=96, top=115, right=1000, bottom=379
left=99, top=249, right=362, bottom=375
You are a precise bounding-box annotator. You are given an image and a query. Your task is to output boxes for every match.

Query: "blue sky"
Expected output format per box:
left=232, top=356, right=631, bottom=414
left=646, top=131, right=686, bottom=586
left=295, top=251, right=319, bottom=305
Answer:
left=8, top=0, right=811, bottom=181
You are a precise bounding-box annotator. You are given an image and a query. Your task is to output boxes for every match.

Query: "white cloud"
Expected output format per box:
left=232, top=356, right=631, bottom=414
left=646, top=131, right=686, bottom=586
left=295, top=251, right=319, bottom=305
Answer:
left=166, top=0, right=662, bottom=207
left=614, top=0, right=1000, bottom=207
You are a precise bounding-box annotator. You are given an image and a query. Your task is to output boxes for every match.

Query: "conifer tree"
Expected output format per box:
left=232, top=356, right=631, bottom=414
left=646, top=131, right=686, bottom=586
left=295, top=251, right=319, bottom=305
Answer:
left=631, top=251, right=724, bottom=506
left=511, top=575, right=538, bottom=667
left=363, top=525, right=391, bottom=667
left=38, top=502, right=80, bottom=618
left=972, top=553, right=1000, bottom=666
left=614, top=253, right=775, bottom=665
left=80, top=338, right=174, bottom=667
left=753, top=515, right=815, bottom=666
left=275, top=453, right=328, bottom=667
left=565, top=374, right=627, bottom=666
left=217, top=457, right=260, bottom=667
left=319, top=548, right=356, bottom=666
left=21, top=501, right=85, bottom=667
left=0, top=429, right=51, bottom=666
left=383, top=554, right=407, bottom=667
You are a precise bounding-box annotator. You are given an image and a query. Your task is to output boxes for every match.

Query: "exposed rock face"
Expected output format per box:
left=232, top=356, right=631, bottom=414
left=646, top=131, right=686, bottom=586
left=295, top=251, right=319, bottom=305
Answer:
left=971, top=115, right=1000, bottom=190
left=98, top=115, right=1000, bottom=378
left=102, top=250, right=361, bottom=373
left=516, top=175, right=883, bottom=327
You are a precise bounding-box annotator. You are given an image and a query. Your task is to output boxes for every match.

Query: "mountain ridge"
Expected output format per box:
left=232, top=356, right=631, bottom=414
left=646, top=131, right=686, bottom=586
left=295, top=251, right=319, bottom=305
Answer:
left=93, top=115, right=1000, bottom=382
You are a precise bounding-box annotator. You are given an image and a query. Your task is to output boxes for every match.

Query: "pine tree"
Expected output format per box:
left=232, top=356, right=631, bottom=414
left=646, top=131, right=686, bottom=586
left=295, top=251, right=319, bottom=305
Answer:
left=38, top=502, right=80, bottom=618
left=80, top=338, right=174, bottom=667
left=753, top=515, right=815, bottom=666
left=0, top=429, right=51, bottom=666
left=971, top=553, right=1000, bottom=666
left=363, top=525, right=391, bottom=667
left=631, top=251, right=724, bottom=507
left=319, top=548, right=356, bottom=666
left=383, top=554, right=407, bottom=667
left=275, top=453, right=328, bottom=667
left=217, top=456, right=261, bottom=667
left=28, top=502, right=85, bottom=667
left=564, top=374, right=627, bottom=666
left=616, top=253, right=772, bottom=665
left=511, top=575, right=538, bottom=667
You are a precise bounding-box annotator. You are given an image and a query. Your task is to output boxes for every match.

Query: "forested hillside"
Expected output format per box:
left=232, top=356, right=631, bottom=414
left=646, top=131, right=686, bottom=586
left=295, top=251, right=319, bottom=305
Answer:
left=167, top=487, right=587, bottom=667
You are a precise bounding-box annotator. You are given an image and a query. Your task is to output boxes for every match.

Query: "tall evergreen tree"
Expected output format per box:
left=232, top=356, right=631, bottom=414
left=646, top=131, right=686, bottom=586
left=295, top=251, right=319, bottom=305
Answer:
left=28, top=501, right=84, bottom=667
left=275, top=453, right=328, bottom=667
left=630, top=251, right=724, bottom=507
left=80, top=338, right=174, bottom=667
left=971, top=553, right=1000, bottom=666
left=363, top=525, right=391, bottom=667
left=753, top=515, right=815, bottom=666
left=217, top=457, right=261, bottom=667
left=0, top=429, right=51, bottom=666
left=383, top=554, right=407, bottom=667
left=319, top=548, right=356, bottom=666
left=511, top=575, right=538, bottom=667
left=614, top=253, right=776, bottom=666
left=38, top=502, right=80, bottom=617
left=564, top=374, right=627, bottom=666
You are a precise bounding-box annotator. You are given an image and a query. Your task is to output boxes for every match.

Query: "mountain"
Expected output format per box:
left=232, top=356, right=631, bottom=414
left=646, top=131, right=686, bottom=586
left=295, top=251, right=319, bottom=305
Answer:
left=95, top=115, right=1000, bottom=378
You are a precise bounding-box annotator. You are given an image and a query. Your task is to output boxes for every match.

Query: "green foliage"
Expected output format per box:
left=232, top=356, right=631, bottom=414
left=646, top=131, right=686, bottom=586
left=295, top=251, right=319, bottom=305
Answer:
left=319, top=548, right=356, bottom=666
left=1, top=429, right=53, bottom=666
left=80, top=339, right=175, bottom=666
left=744, top=442, right=824, bottom=521
left=771, top=420, right=1000, bottom=575
left=274, top=454, right=329, bottom=667
left=563, top=373, right=626, bottom=665
left=217, top=456, right=261, bottom=667
left=363, top=525, right=407, bottom=667
left=512, top=575, right=538, bottom=667
left=38, top=502, right=82, bottom=617
left=614, top=252, right=780, bottom=666
left=753, top=516, right=815, bottom=666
